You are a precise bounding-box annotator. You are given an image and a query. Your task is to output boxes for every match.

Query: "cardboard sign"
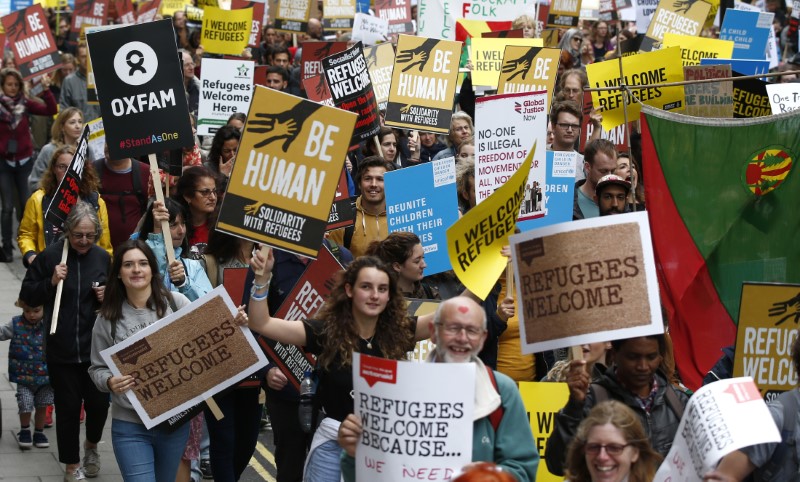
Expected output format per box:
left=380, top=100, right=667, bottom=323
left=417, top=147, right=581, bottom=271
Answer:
left=547, top=0, right=581, bottom=27
left=322, top=42, right=381, bottom=141
left=510, top=212, right=663, bottom=354
left=470, top=38, right=543, bottom=88
left=384, top=35, right=462, bottom=134
left=197, top=59, right=254, bottom=136
left=1, top=4, right=62, bottom=79
left=365, top=43, right=395, bottom=111
left=87, top=20, right=194, bottom=160
left=216, top=86, right=356, bottom=258
left=662, top=32, right=734, bottom=66
left=719, top=9, right=773, bottom=60
left=766, top=83, right=800, bottom=115
left=232, top=0, right=266, bottom=48
left=517, top=151, right=577, bottom=233
left=375, top=0, right=413, bottom=35
left=221, top=267, right=249, bottom=305
left=474, top=91, right=546, bottom=224
left=303, top=74, right=335, bottom=106
left=201, top=6, right=252, bottom=55
left=323, top=0, right=355, bottom=29
left=579, top=92, right=629, bottom=152
left=732, top=76, right=769, bottom=118
left=586, top=47, right=685, bottom=131
left=447, top=150, right=533, bottom=300
left=653, top=377, right=781, bottom=481
left=497, top=46, right=560, bottom=107
left=636, top=0, right=659, bottom=32
left=351, top=12, right=389, bottom=45
left=353, top=353, right=475, bottom=481
left=44, top=126, right=90, bottom=229
left=327, top=168, right=355, bottom=230
left=71, top=0, right=109, bottom=33
left=275, top=0, right=310, bottom=33
left=260, top=245, right=343, bottom=390
left=100, top=287, right=268, bottom=429
left=519, top=382, right=570, bottom=482
left=384, top=159, right=459, bottom=276
left=683, top=64, right=733, bottom=118
left=733, top=283, right=800, bottom=398
left=640, top=0, right=710, bottom=52
left=301, top=41, right=349, bottom=88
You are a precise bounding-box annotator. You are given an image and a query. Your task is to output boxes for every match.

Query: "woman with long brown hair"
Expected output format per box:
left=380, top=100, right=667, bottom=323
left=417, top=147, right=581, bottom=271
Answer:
left=28, top=107, right=86, bottom=192
left=248, top=251, right=437, bottom=481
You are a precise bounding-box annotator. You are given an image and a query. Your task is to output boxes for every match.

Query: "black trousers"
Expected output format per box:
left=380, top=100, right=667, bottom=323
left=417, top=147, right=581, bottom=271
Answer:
left=265, top=393, right=312, bottom=482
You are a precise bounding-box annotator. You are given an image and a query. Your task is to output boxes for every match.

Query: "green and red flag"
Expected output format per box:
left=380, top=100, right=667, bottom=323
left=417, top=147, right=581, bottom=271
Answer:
left=642, top=105, right=800, bottom=390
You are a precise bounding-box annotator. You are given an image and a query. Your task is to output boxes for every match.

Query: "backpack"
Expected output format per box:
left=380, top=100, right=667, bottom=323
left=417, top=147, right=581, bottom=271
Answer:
left=752, top=389, right=799, bottom=482
left=94, top=159, right=148, bottom=222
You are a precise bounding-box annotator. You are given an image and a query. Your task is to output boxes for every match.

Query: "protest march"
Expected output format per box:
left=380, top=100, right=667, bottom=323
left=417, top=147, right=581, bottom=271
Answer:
left=2, top=0, right=800, bottom=481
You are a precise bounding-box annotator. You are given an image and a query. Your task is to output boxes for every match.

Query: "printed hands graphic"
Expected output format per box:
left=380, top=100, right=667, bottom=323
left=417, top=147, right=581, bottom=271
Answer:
left=502, top=48, right=538, bottom=82
left=769, top=292, right=800, bottom=326
left=396, top=38, right=440, bottom=73
left=246, top=102, right=323, bottom=151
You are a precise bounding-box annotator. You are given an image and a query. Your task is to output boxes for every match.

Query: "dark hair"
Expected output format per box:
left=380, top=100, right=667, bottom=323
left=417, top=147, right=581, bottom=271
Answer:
left=314, top=256, right=412, bottom=369
left=99, top=239, right=173, bottom=325
left=366, top=231, right=421, bottom=266
left=584, top=139, right=617, bottom=166
left=227, top=112, right=247, bottom=125
left=551, top=100, right=582, bottom=123
left=793, top=332, right=800, bottom=377
left=611, top=334, right=666, bottom=356
left=272, top=45, right=290, bottom=61
left=174, top=165, right=218, bottom=242
left=204, top=229, right=247, bottom=264
left=41, top=145, right=100, bottom=196
left=266, top=65, right=289, bottom=82
left=363, top=126, right=397, bottom=157
left=207, top=125, right=241, bottom=169
left=354, top=155, right=396, bottom=187
left=138, top=198, right=189, bottom=256
left=565, top=400, right=662, bottom=482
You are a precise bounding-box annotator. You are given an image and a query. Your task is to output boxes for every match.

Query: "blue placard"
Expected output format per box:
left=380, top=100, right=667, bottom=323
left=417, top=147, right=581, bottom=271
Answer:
left=384, top=159, right=459, bottom=276
left=517, top=151, right=576, bottom=232
left=719, top=9, right=772, bottom=60
left=699, top=58, right=769, bottom=76
left=10, top=0, right=32, bottom=11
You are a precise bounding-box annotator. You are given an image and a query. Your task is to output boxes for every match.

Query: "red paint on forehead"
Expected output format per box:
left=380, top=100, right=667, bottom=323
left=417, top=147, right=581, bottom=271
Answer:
left=458, top=306, right=469, bottom=313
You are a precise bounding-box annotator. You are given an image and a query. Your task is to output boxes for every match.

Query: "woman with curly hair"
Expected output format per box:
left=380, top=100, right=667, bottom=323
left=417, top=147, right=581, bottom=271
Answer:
left=565, top=401, right=661, bottom=482
left=248, top=251, right=437, bottom=482
left=18, top=145, right=112, bottom=266
left=366, top=231, right=437, bottom=299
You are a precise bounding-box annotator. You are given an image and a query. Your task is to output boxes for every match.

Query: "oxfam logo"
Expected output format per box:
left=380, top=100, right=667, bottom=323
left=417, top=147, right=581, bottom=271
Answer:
left=113, top=41, right=158, bottom=86
left=742, top=146, right=794, bottom=196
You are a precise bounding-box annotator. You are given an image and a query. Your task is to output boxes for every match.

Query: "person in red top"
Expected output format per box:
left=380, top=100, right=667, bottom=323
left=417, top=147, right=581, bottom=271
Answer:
left=174, top=166, right=219, bottom=258
left=0, top=69, right=57, bottom=262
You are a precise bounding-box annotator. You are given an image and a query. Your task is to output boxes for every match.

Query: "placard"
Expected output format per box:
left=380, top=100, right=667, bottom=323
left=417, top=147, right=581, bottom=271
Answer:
left=683, top=64, right=733, bottom=118
left=375, top=0, right=413, bottom=35
left=44, top=126, right=89, bottom=229
left=1, top=4, right=62, bottom=79
left=469, top=37, right=543, bottom=88
left=662, top=32, right=734, bottom=66
left=640, top=0, right=710, bottom=52
left=497, top=46, right=560, bottom=108
left=231, top=0, right=266, bottom=48
left=99, top=287, right=268, bottom=429
left=517, top=151, right=577, bottom=233
left=353, top=353, right=475, bottom=481
left=733, top=283, right=800, bottom=399
left=384, top=158, right=459, bottom=276
left=547, top=0, right=581, bottom=27
left=300, top=41, right=349, bottom=88
left=327, top=168, right=355, bottom=230
left=201, top=6, right=252, bottom=55
left=351, top=12, right=389, bottom=45
left=274, top=0, right=310, bottom=32
left=303, top=74, right=335, bottom=106
left=464, top=0, right=536, bottom=20
left=365, top=43, right=395, bottom=111
left=766, top=83, right=800, bottom=115
left=519, top=382, right=570, bottom=482
left=87, top=117, right=106, bottom=161
left=719, top=9, right=773, bottom=60
left=322, top=42, right=380, bottom=141
left=732, top=76, right=769, bottom=118
left=385, top=35, right=462, bottom=134
left=323, top=0, right=355, bottom=29
left=510, top=212, right=663, bottom=354
left=417, top=0, right=457, bottom=40
left=215, top=86, right=356, bottom=258
left=71, top=0, right=109, bottom=33
left=197, top=58, right=254, bottom=136
left=579, top=91, right=630, bottom=152
left=86, top=19, right=194, bottom=160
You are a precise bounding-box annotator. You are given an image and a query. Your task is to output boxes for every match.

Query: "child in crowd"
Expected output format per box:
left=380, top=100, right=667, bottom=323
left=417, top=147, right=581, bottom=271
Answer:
left=0, top=299, right=52, bottom=449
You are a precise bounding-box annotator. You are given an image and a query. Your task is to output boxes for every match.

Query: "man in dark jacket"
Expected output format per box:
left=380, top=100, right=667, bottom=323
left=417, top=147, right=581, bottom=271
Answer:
left=545, top=335, right=689, bottom=476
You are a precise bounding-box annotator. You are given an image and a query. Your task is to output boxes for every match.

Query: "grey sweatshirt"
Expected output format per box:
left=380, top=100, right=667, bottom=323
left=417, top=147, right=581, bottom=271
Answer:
left=89, top=294, right=191, bottom=425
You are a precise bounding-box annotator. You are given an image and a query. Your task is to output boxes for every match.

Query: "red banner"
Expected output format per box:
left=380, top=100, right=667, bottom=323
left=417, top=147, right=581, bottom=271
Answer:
left=1, top=4, right=61, bottom=80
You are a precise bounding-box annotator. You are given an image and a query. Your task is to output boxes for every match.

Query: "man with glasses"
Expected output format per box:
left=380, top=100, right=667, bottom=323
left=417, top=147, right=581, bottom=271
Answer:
left=545, top=335, right=688, bottom=476
left=573, top=139, right=617, bottom=220
left=179, top=49, right=201, bottom=116
left=337, top=297, right=539, bottom=482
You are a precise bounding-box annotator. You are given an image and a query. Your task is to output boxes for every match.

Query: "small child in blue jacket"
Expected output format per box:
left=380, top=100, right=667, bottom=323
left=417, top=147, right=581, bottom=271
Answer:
left=0, top=299, right=52, bottom=449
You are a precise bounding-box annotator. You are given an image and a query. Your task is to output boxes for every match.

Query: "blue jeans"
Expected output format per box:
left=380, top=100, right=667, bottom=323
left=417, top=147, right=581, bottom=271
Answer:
left=0, top=158, right=33, bottom=247
left=304, top=439, right=341, bottom=482
left=112, top=418, right=190, bottom=482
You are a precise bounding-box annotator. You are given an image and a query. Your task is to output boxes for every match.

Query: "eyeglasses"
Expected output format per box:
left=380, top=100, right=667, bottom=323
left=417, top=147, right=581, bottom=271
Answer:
left=556, top=123, right=581, bottom=131
left=70, top=232, right=97, bottom=241
left=195, top=189, right=219, bottom=198
left=572, top=37, right=583, bottom=42
left=584, top=443, right=631, bottom=456
left=436, top=323, right=485, bottom=339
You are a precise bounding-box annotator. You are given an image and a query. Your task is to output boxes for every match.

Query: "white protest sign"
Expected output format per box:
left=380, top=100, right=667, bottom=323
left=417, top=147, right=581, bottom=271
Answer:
left=474, top=90, right=547, bottom=223
left=653, top=377, right=782, bottom=482
left=353, top=353, right=474, bottom=481
left=197, top=58, right=255, bottom=136
left=352, top=13, right=389, bottom=45
left=87, top=117, right=105, bottom=162
left=416, top=0, right=460, bottom=40
left=767, top=83, right=800, bottom=114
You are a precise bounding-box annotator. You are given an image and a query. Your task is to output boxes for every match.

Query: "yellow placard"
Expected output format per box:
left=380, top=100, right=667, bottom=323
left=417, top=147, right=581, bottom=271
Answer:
left=201, top=6, right=252, bottom=56
left=703, top=0, right=719, bottom=29
left=662, top=32, right=734, bottom=66
left=185, top=5, right=205, bottom=22
left=160, top=0, right=192, bottom=16
left=470, top=37, right=543, bottom=88
left=384, top=35, right=463, bottom=134
left=216, top=86, right=357, bottom=258
left=640, top=0, right=711, bottom=52
left=497, top=46, right=561, bottom=110
left=446, top=147, right=533, bottom=300
left=365, top=42, right=395, bottom=110
left=323, top=0, right=355, bottom=29
left=586, top=47, right=686, bottom=131
left=547, top=0, right=582, bottom=28
left=733, top=283, right=800, bottom=398
left=519, top=382, right=570, bottom=482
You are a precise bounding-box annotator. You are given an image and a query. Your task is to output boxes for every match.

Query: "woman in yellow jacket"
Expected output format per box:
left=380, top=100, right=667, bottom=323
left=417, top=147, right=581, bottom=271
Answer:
left=18, top=145, right=112, bottom=266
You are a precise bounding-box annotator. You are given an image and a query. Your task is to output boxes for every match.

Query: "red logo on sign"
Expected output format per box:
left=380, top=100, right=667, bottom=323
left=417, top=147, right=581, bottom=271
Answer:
left=359, top=354, right=398, bottom=387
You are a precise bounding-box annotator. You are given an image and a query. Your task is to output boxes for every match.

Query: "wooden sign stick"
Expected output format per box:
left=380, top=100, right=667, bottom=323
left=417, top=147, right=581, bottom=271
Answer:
left=49, top=241, right=70, bottom=335
left=148, top=154, right=176, bottom=265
